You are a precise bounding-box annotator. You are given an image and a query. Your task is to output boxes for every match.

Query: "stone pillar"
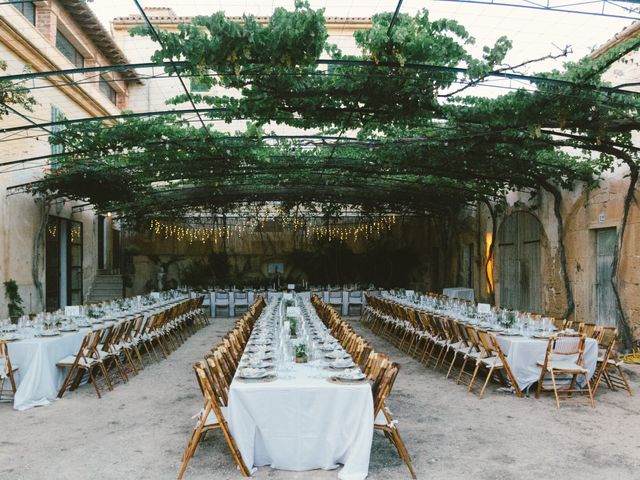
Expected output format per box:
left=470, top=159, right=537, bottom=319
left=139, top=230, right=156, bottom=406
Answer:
left=35, top=6, right=57, bottom=44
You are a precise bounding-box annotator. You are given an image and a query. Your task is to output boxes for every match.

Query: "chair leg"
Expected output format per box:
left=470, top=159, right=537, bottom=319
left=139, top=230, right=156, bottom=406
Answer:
left=145, top=340, right=160, bottom=363
left=468, top=362, right=481, bottom=393
left=549, top=370, right=560, bottom=409
left=479, top=365, right=495, bottom=399
left=111, top=356, right=129, bottom=384
left=615, top=365, right=633, bottom=396
left=178, top=424, right=206, bottom=480
left=446, top=351, right=460, bottom=379
left=456, top=356, right=470, bottom=385
left=70, top=367, right=85, bottom=392
left=584, top=374, right=595, bottom=408
left=88, top=368, right=102, bottom=399
left=123, top=349, right=138, bottom=375
left=98, top=361, right=114, bottom=392
left=57, top=366, right=76, bottom=398
left=389, top=428, right=417, bottom=480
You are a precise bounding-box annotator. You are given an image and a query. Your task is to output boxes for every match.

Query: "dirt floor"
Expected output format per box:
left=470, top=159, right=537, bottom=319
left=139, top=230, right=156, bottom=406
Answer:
left=1, top=316, right=638, bottom=480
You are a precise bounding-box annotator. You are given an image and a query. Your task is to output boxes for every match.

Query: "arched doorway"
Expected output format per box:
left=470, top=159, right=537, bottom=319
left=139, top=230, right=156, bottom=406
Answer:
left=497, top=211, right=543, bottom=312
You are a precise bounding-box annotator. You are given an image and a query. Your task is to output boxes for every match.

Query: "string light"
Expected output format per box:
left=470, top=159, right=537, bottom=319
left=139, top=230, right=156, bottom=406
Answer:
left=148, top=214, right=397, bottom=244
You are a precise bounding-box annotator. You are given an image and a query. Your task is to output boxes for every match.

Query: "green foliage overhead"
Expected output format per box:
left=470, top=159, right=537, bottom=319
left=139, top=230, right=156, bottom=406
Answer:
left=0, top=60, right=36, bottom=118
left=27, top=4, right=640, bottom=224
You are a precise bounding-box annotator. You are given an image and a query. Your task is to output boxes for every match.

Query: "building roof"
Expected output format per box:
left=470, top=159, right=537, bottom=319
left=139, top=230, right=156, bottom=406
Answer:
left=58, top=0, right=139, bottom=81
left=112, top=7, right=372, bottom=28
left=591, top=20, right=640, bottom=59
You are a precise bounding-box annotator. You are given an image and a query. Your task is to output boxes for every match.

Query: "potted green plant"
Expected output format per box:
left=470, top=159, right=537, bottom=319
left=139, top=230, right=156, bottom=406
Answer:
left=4, top=279, right=24, bottom=324
left=289, top=318, right=298, bottom=338
left=295, top=343, right=307, bottom=363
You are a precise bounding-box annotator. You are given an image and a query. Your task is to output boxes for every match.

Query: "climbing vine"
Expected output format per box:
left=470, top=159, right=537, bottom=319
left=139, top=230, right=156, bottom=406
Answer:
left=18, top=3, right=640, bottom=342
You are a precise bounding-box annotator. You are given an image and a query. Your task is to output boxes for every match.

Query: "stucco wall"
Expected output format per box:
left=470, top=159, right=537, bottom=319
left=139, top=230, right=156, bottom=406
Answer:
left=0, top=2, right=127, bottom=316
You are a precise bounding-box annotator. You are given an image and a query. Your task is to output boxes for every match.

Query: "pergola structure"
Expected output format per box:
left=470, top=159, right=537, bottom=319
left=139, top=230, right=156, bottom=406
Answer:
left=1, top=0, right=640, bottom=344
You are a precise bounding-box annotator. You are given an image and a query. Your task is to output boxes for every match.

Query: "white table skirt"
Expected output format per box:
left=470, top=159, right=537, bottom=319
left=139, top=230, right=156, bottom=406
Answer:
left=497, top=335, right=598, bottom=389
left=227, top=363, right=373, bottom=480
left=7, top=330, right=88, bottom=411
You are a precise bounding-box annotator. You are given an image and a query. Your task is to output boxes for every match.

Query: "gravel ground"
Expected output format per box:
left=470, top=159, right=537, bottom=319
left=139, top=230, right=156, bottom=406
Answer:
left=1, top=316, right=638, bottom=480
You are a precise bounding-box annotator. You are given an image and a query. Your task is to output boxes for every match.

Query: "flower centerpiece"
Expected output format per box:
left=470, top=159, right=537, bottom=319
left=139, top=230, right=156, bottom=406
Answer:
left=501, top=310, right=516, bottom=328
left=289, top=318, right=298, bottom=338
left=295, top=343, right=307, bottom=363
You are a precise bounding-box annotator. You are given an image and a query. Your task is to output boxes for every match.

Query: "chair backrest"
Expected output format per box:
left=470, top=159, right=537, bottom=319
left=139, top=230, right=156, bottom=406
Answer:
left=578, top=323, right=598, bottom=338
left=598, top=326, right=618, bottom=349
left=372, top=362, right=401, bottom=416
left=329, top=291, right=342, bottom=300
left=463, top=325, right=482, bottom=355
left=540, top=333, right=586, bottom=371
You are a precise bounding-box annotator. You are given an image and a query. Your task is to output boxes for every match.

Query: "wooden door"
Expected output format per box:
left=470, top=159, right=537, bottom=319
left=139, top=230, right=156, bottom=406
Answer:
left=498, top=212, right=542, bottom=312
left=596, top=228, right=617, bottom=326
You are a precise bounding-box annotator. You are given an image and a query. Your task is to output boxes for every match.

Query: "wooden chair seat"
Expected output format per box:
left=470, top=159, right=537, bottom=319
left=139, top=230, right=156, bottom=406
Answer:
left=480, top=356, right=504, bottom=367
left=537, top=359, right=587, bottom=373
left=57, top=355, right=99, bottom=367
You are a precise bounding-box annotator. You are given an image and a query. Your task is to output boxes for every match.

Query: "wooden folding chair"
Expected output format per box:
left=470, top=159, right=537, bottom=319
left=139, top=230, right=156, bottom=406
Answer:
left=178, top=363, right=250, bottom=479
left=456, top=325, right=483, bottom=386
left=469, top=330, right=523, bottom=399
left=535, top=333, right=594, bottom=408
left=591, top=327, right=632, bottom=396
left=99, top=324, right=129, bottom=385
left=372, top=362, right=416, bottom=479
left=0, top=340, right=18, bottom=401
left=57, top=329, right=113, bottom=399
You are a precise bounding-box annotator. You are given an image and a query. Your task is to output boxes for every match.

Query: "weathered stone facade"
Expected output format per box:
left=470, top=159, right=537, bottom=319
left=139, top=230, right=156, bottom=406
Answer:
left=0, top=1, right=134, bottom=316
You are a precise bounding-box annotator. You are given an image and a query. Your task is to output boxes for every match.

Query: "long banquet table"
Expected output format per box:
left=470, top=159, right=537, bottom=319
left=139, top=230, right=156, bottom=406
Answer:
left=386, top=293, right=598, bottom=391
left=8, top=330, right=88, bottom=410
left=496, top=334, right=598, bottom=390
left=226, top=300, right=373, bottom=480
left=5, top=296, right=189, bottom=411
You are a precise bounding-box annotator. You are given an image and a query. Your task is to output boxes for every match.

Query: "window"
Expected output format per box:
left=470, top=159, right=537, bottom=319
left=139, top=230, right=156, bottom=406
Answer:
left=10, top=0, right=35, bottom=25
left=50, top=105, right=64, bottom=167
left=56, top=30, right=84, bottom=68
left=190, top=76, right=210, bottom=93
left=99, top=76, right=117, bottom=104
left=68, top=221, right=83, bottom=305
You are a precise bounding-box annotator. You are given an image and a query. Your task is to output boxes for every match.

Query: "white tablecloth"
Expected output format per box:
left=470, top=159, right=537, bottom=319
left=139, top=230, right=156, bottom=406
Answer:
left=7, top=330, right=87, bottom=411
left=442, top=287, right=475, bottom=302
left=227, top=362, right=373, bottom=480
left=496, top=335, right=598, bottom=389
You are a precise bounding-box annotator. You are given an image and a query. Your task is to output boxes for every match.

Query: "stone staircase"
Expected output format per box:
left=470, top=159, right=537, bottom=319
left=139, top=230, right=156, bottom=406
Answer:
left=86, top=273, right=124, bottom=303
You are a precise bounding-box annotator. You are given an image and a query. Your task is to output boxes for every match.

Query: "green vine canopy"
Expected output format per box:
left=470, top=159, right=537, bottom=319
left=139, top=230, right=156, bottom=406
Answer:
left=24, top=1, right=640, bottom=226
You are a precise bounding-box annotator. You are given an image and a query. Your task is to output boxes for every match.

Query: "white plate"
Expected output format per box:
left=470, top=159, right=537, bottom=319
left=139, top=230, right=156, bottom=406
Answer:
left=334, top=371, right=366, bottom=381
left=38, top=331, right=61, bottom=337
left=238, top=368, right=268, bottom=379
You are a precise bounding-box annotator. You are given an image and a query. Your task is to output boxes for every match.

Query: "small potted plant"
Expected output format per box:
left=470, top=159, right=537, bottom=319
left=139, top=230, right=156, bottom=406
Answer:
left=295, top=343, right=307, bottom=363
left=4, top=279, right=24, bottom=324
left=289, top=318, right=298, bottom=338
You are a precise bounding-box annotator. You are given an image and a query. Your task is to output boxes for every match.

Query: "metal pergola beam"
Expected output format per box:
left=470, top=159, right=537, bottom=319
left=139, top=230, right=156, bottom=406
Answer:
left=0, top=62, right=189, bottom=83
left=433, top=0, right=640, bottom=20
left=2, top=59, right=638, bottom=94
